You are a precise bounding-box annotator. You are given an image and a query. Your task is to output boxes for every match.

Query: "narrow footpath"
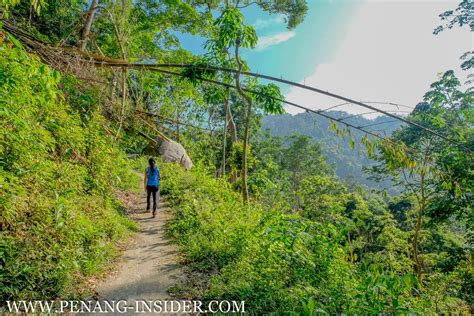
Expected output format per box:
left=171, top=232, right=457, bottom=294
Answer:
left=90, top=189, right=185, bottom=315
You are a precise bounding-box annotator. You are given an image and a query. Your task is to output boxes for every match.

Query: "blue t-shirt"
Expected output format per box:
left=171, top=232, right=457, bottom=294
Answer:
left=147, top=167, right=159, bottom=186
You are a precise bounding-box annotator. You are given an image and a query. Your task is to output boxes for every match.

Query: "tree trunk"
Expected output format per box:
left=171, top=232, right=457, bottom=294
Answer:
left=79, top=0, right=98, bottom=51
left=112, top=1, right=127, bottom=140
left=224, top=90, right=238, bottom=182
left=234, top=41, right=251, bottom=203
left=116, top=67, right=127, bottom=136
left=412, top=144, right=432, bottom=284
left=221, top=96, right=229, bottom=178
left=225, top=95, right=238, bottom=143
left=413, top=172, right=426, bottom=283
left=176, top=106, right=180, bottom=142
left=241, top=101, right=251, bottom=202
left=412, top=207, right=423, bottom=282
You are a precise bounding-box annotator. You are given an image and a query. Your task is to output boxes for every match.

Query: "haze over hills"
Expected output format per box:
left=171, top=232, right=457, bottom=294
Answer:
left=262, top=111, right=404, bottom=189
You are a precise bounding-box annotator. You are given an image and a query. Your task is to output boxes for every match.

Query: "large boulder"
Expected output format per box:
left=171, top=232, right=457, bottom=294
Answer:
left=158, top=138, right=193, bottom=170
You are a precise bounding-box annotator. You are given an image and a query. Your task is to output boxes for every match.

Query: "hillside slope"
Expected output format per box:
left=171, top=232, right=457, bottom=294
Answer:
left=262, top=111, right=403, bottom=189
left=1, top=37, right=138, bottom=301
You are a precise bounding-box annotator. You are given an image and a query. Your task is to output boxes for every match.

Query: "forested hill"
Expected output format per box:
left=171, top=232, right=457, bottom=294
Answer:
left=2, top=0, right=472, bottom=314
left=263, top=111, right=403, bottom=189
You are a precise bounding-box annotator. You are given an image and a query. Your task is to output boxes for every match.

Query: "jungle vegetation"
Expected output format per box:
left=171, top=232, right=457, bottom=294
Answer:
left=0, top=0, right=472, bottom=314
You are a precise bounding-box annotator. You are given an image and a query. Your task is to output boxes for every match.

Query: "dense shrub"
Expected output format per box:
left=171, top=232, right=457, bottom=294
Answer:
left=160, top=163, right=354, bottom=314
left=0, top=39, right=137, bottom=300
left=161, top=162, right=471, bottom=314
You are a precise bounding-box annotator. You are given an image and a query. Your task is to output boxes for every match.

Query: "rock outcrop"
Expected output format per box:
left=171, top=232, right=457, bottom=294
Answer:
left=158, top=138, right=193, bottom=170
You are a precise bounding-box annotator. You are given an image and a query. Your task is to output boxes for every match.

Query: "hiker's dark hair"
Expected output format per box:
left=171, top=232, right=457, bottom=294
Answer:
left=148, top=158, right=156, bottom=175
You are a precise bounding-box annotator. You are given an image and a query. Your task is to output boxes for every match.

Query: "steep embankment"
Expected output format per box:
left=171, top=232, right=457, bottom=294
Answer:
left=1, top=35, right=138, bottom=301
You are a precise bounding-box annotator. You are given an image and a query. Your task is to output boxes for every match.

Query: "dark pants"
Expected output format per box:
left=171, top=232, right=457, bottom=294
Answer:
left=146, top=185, right=159, bottom=214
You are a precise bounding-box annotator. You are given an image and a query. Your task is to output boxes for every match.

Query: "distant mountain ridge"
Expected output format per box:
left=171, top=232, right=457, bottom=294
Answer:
left=262, top=111, right=404, bottom=189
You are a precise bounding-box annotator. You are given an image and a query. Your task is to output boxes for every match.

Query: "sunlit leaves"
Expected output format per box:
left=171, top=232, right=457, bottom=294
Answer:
left=349, top=138, right=355, bottom=150
left=211, top=7, right=257, bottom=50
left=29, top=0, right=46, bottom=14
left=255, top=0, right=308, bottom=30
left=254, top=83, right=284, bottom=114
left=353, top=264, right=418, bottom=313
left=361, top=135, right=374, bottom=157
left=2, top=0, right=48, bottom=14
left=423, top=70, right=466, bottom=110
left=0, top=0, right=22, bottom=12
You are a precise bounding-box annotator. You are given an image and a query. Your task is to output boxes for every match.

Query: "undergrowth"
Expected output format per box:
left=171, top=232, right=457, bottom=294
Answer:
left=160, top=162, right=469, bottom=314
left=0, top=38, right=138, bottom=301
left=160, top=163, right=354, bottom=314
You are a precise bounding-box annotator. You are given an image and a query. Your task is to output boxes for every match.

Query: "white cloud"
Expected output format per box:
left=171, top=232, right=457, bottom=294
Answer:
left=285, top=1, right=472, bottom=118
left=256, top=31, right=296, bottom=51
left=253, top=15, right=285, bottom=30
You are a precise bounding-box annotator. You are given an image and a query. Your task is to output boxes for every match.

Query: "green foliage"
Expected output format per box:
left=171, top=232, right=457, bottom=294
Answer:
left=0, top=38, right=137, bottom=300
left=375, top=70, right=473, bottom=222
left=83, top=0, right=212, bottom=59
left=2, top=1, right=471, bottom=313
left=161, top=163, right=353, bottom=314
left=1, top=0, right=46, bottom=15
left=262, top=112, right=403, bottom=190
left=298, top=175, right=347, bottom=221
left=434, top=0, right=473, bottom=76
left=160, top=161, right=468, bottom=313
left=0, top=0, right=21, bottom=10
left=255, top=0, right=308, bottom=29
left=7, top=0, right=86, bottom=42
left=250, top=133, right=332, bottom=205
left=367, top=71, right=472, bottom=312
left=254, top=83, right=285, bottom=114
left=433, top=0, right=473, bottom=34
left=180, top=58, right=217, bottom=86
left=211, top=7, right=257, bottom=50
left=350, top=265, right=417, bottom=314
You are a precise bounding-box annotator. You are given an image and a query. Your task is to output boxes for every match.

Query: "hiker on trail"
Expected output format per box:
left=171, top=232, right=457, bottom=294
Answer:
left=144, top=158, right=160, bottom=217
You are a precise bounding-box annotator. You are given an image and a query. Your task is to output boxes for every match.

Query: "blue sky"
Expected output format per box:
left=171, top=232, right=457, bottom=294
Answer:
left=178, top=1, right=471, bottom=116
left=178, top=1, right=358, bottom=92
left=239, top=1, right=358, bottom=89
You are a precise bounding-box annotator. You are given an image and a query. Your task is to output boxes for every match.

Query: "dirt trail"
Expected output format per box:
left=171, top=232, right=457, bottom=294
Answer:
left=90, top=190, right=184, bottom=315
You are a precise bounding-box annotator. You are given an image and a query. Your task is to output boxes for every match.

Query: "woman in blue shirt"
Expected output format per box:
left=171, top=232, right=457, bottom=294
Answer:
left=144, top=158, right=161, bottom=217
